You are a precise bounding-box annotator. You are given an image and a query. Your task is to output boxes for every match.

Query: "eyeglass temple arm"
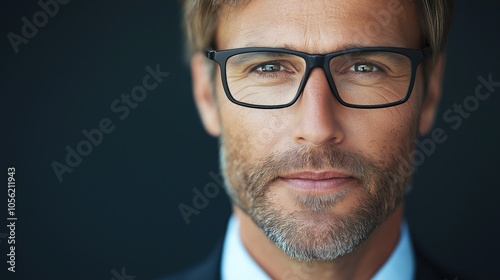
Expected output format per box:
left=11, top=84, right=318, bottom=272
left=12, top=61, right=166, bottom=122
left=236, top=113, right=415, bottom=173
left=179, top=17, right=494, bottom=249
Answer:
left=206, top=50, right=216, bottom=60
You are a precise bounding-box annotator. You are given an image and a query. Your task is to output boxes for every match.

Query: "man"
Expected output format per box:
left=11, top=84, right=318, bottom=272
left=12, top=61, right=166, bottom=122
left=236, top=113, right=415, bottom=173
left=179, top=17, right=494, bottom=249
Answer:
left=168, top=0, right=456, bottom=279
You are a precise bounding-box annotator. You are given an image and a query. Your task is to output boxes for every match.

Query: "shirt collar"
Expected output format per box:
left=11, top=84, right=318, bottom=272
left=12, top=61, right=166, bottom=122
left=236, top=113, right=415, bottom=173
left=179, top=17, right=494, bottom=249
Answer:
left=371, top=219, right=415, bottom=280
left=221, top=215, right=272, bottom=280
left=221, top=214, right=415, bottom=280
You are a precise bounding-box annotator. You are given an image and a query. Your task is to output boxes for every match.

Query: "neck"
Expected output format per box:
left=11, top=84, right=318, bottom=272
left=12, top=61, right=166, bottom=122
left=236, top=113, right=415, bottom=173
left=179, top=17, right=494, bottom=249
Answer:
left=235, top=204, right=403, bottom=280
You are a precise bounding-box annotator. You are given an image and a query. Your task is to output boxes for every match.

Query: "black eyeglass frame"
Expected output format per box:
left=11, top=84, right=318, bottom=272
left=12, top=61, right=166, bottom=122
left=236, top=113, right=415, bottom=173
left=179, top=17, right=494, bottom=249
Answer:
left=207, top=46, right=430, bottom=109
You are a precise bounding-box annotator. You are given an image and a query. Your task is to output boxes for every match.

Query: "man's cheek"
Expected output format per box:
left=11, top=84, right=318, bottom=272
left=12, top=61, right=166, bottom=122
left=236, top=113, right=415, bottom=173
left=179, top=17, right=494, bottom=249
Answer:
left=236, top=112, right=286, bottom=149
left=260, top=111, right=287, bottom=139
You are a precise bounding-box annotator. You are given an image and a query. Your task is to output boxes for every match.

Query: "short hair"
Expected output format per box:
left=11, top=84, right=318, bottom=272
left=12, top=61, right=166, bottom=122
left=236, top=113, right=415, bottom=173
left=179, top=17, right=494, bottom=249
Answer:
left=182, top=0, right=454, bottom=62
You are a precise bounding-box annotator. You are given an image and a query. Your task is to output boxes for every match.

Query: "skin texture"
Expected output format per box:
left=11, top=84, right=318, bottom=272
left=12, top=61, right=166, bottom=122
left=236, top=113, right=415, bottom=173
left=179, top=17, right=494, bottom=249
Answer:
left=190, top=0, right=445, bottom=279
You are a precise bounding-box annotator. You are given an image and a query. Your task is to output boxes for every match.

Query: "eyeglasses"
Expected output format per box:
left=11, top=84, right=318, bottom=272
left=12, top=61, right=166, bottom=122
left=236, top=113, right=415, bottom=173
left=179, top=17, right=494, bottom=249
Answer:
left=206, top=46, right=429, bottom=109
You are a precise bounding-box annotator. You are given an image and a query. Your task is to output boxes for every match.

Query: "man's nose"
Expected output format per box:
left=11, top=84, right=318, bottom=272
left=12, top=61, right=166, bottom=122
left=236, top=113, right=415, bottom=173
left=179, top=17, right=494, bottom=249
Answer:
left=293, top=68, right=345, bottom=147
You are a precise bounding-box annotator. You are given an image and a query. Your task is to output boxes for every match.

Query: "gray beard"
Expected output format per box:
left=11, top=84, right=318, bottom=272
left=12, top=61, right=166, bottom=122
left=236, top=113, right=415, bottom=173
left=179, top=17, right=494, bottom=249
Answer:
left=218, top=140, right=408, bottom=261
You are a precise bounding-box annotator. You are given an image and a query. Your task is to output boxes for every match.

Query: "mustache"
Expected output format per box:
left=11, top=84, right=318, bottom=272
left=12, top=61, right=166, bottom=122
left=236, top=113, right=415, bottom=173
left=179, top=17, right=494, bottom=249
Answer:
left=245, top=144, right=382, bottom=195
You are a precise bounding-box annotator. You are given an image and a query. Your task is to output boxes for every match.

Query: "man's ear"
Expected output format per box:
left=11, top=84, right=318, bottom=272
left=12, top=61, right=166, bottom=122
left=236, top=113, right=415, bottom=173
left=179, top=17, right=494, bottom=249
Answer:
left=191, top=52, right=221, bottom=136
left=419, top=54, right=446, bottom=136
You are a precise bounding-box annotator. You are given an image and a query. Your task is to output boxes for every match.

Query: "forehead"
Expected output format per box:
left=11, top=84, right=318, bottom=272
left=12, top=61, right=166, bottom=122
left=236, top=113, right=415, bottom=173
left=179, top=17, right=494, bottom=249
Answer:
left=216, top=0, right=422, bottom=52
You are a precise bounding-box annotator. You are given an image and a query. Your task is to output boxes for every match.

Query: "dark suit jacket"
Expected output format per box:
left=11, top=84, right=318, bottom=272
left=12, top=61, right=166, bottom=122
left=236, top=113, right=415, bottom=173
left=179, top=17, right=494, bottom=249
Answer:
left=161, top=239, right=464, bottom=280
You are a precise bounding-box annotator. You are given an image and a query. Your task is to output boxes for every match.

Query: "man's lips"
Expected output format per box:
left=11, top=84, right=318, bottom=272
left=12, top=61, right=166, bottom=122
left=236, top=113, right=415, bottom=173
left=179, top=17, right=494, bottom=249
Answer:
left=280, top=171, right=352, bottom=180
left=279, top=171, right=356, bottom=191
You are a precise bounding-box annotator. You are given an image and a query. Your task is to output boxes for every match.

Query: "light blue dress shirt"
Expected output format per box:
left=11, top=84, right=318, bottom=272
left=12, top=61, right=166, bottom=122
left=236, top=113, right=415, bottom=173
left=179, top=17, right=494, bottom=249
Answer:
left=221, top=215, right=415, bottom=280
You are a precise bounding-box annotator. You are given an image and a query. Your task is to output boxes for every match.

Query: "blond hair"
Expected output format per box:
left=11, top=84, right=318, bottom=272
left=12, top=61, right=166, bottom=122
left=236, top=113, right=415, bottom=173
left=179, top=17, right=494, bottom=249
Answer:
left=183, top=0, right=453, bottom=60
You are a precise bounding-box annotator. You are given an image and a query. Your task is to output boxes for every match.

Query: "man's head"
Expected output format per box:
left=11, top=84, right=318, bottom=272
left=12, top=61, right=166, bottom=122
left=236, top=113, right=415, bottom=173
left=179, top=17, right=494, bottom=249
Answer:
left=184, top=0, right=453, bottom=261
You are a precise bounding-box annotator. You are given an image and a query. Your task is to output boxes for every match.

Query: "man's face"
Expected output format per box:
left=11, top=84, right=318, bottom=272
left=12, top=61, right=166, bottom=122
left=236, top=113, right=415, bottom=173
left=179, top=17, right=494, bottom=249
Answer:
left=194, top=0, right=439, bottom=261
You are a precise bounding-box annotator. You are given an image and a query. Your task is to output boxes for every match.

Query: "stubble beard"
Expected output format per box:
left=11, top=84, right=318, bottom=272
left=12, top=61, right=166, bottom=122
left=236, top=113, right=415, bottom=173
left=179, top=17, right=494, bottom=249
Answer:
left=218, top=134, right=413, bottom=261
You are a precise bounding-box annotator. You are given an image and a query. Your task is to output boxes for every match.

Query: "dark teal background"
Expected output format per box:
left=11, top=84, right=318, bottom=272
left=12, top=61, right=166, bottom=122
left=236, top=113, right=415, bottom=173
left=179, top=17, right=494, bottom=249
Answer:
left=1, top=1, right=499, bottom=279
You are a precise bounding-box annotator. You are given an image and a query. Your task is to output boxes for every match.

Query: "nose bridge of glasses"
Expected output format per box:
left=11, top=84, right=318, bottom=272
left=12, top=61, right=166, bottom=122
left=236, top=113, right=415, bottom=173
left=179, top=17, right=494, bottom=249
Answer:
left=300, top=54, right=334, bottom=93
left=304, top=53, right=337, bottom=80
left=308, top=54, right=327, bottom=69
left=301, top=54, right=328, bottom=80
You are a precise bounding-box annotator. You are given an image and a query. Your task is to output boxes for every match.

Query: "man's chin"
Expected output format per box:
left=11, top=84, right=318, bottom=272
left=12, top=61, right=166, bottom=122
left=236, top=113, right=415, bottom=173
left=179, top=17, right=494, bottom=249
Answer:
left=256, top=208, right=370, bottom=261
left=247, top=188, right=385, bottom=261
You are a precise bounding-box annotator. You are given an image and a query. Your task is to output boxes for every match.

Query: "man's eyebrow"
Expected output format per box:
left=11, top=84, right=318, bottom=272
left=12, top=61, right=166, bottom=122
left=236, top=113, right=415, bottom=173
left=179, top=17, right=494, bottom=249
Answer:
left=239, top=42, right=394, bottom=53
left=230, top=52, right=297, bottom=65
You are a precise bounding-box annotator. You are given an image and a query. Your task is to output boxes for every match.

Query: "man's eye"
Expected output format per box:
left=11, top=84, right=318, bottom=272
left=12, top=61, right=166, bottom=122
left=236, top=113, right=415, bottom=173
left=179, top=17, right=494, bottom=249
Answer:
left=256, top=63, right=285, bottom=72
left=349, top=63, right=379, bottom=73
